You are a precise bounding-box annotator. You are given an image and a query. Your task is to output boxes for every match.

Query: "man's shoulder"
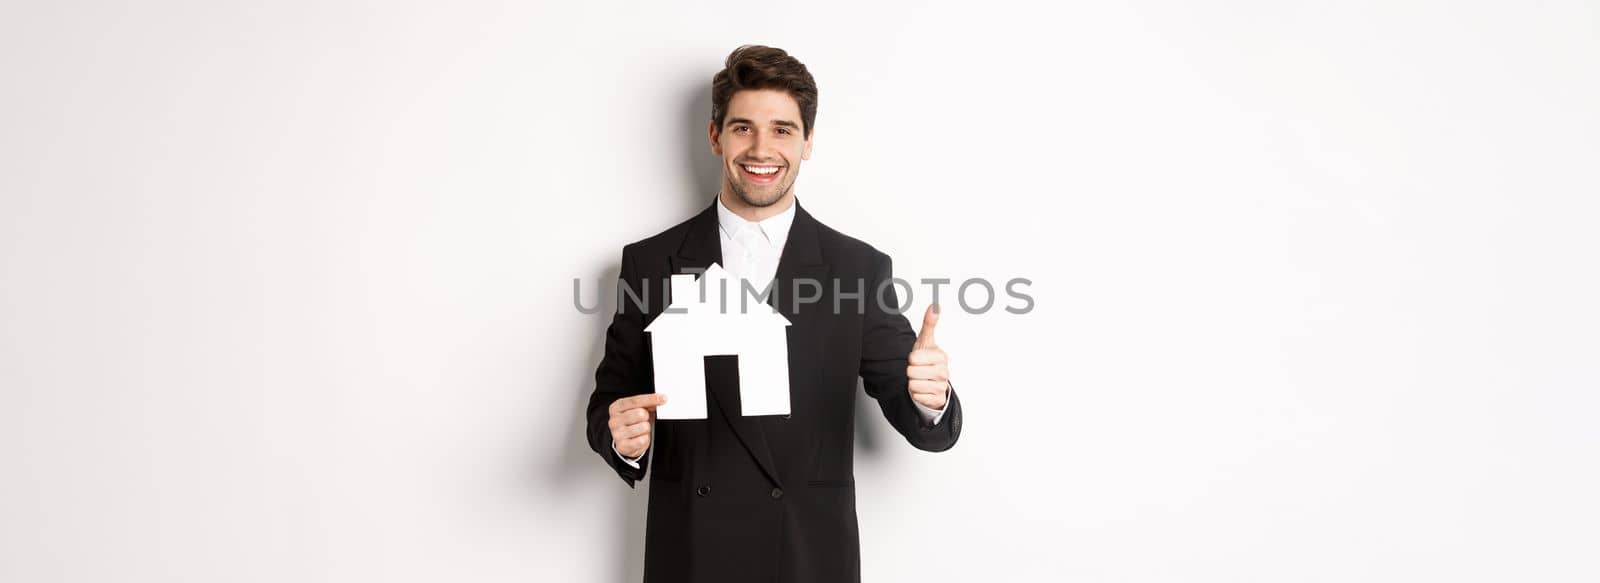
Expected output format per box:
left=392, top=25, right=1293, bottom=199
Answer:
left=809, top=211, right=894, bottom=269
left=618, top=211, right=703, bottom=258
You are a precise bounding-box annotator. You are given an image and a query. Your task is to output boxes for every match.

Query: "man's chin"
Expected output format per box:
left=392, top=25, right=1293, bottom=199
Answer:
left=734, top=186, right=788, bottom=208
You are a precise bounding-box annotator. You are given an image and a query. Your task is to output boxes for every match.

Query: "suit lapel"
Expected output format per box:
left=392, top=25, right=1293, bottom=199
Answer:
left=669, top=199, right=783, bottom=488
left=761, top=202, right=829, bottom=481
left=767, top=202, right=829, bottom=318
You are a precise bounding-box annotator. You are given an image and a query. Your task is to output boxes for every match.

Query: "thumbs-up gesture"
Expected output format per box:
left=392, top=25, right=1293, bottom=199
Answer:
left=907, top=304, right=950, bottom=409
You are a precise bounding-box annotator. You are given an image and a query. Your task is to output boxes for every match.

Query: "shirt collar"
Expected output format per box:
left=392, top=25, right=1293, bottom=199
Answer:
left=715, top=195, right=796, bottom=250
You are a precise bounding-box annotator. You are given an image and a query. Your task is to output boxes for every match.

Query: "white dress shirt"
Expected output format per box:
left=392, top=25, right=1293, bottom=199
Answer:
left=615, top=197, right=950, bottom=467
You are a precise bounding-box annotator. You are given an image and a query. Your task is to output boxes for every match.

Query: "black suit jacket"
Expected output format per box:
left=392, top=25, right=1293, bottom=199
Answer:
left=586, top=198, right=963, bottom=583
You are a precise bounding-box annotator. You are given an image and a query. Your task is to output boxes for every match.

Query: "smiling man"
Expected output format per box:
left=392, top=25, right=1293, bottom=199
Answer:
left=585, top=45, right=963, bottom=583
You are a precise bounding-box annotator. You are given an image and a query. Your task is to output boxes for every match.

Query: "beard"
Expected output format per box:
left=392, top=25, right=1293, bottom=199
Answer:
left=727, top=169, right=795, bottom=208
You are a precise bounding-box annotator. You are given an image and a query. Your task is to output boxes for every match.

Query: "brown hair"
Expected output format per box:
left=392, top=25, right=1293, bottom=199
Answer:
left=711, top=45, right=818, bottom=138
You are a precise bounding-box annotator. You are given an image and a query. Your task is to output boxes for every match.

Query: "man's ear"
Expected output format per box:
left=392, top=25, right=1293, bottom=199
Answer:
left=802, top=128, right=814, bottom=160
left=708, top=121, right=722, bottom=157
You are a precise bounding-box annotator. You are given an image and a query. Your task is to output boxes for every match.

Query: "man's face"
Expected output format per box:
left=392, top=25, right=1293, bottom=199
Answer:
left=710, top=89, right=813, bottom=208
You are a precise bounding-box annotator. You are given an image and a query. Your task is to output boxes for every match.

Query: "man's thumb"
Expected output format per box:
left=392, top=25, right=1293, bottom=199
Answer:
left=915, top=304, right=940, bottom=348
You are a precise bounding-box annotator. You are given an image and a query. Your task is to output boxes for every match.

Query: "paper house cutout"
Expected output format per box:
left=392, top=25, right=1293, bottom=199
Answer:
left=645, top=263, right=792, bottom=420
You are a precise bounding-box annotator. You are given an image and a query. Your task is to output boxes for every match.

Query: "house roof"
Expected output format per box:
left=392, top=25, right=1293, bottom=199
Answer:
left=645, top=263, right=791, bottom=332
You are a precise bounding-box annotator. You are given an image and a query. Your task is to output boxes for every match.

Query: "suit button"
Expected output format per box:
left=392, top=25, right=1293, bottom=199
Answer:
left=697, top=485, right=711, bottom=497
left=781, top=414, right=791, bottom=420
left=770, top=488, right=783, bottom=499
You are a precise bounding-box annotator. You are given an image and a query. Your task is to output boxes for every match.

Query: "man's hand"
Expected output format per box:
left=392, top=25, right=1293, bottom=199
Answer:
left=907, top=304, right=950, bottom=409
left=609, top=393, right=667, bottom=459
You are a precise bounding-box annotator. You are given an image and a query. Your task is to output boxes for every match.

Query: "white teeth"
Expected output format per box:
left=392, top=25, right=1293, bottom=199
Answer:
left=742, top=165, right=779, bottom=175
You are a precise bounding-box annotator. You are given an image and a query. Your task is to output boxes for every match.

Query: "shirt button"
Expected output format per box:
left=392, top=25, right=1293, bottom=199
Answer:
left=770, top=488, right=783, bottom=499
left=697, top=485, right=712, bottom=497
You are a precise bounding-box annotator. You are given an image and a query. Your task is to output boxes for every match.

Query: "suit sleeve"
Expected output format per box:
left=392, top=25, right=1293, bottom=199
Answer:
left=859, top=251, right=962, bottom=452
left=586, top=245, right=653, bottom=487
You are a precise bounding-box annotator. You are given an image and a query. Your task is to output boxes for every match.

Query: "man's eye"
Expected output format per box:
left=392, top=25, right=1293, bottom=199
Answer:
left=777, top=128, right=791, bottom=135
left=734, top=126, right=750, bottom=134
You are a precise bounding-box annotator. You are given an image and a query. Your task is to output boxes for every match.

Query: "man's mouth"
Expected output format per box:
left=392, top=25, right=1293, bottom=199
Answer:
left=740, top=163, right=783, bottom=184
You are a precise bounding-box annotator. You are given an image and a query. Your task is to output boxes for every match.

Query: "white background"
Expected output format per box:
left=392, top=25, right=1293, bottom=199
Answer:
left=3, top=1, right=1598, bottom=581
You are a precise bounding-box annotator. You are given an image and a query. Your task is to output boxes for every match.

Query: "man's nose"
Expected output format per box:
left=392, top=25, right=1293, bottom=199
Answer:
left=748, top=132, right=776, bottom=159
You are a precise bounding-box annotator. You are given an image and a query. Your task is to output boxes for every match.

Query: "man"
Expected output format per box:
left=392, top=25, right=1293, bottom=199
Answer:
left=585, top=45, right=962, bottom=583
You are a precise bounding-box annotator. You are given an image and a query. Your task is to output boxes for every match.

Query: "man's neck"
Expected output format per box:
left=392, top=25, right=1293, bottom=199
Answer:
left=718, top=189, right=795, bottom=223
